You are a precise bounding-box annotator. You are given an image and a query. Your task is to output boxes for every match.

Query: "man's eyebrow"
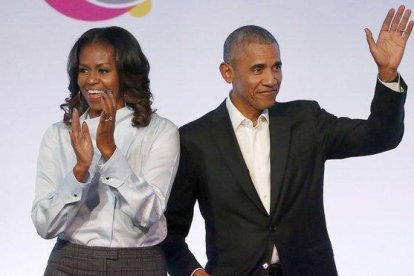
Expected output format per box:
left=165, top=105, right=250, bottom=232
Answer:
left=250, top=63, right=266, bottom=70
left=250, top=61, right=282, bottom=70
left=274, top=61, right=282, bottom=67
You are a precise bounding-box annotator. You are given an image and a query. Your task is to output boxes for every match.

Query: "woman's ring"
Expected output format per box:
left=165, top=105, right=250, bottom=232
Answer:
left=105, top=116, right=113, bottom=122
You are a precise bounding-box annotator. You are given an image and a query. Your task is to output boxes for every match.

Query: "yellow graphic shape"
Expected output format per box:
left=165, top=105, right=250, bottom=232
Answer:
left=129, top=0, right=152, bottom=17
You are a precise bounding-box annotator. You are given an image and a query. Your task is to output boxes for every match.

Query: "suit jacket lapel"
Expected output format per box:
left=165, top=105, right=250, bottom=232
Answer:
left=268, top=104, right=291, bottom=221
left=210, top=101, right=268, bottom=215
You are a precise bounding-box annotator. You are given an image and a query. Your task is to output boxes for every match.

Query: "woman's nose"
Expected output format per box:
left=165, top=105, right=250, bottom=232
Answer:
left=87, top=71, right=98, bottom=85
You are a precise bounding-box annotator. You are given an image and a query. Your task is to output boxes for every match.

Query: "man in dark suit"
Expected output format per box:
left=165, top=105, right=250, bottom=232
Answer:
left=162, top=5, right=413, bottom=276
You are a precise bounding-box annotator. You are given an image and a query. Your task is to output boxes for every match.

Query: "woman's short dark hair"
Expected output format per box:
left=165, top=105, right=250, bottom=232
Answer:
left=61, top=26, right=154, bottom=127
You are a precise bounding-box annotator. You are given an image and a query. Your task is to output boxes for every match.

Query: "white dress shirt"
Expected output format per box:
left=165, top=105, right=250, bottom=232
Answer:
left=226, top=99, right=271, bottom=213
left=32, top=106, right=180, bottom=247
left=226, top=97, right=280, bottom=264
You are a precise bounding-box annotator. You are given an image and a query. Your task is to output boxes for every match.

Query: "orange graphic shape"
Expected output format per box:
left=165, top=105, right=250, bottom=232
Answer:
left=129, top=0, right=152, bottom=17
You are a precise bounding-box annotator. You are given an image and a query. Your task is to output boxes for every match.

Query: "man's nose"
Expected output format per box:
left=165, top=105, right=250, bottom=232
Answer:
left=264, top=70, right=277, bottom=86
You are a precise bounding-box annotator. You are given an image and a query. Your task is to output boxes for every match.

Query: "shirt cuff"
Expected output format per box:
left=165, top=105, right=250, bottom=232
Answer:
left=56, top=172, right=89, bottom=204
left=98, top=147, right=132, bottom=188
left=378, top=73, right=404, bottom=93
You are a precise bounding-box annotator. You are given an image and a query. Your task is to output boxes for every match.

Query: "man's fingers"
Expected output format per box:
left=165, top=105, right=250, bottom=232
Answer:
left=390, top=5, right=405, bottom=31
left=397, top=9, right=412, bottom=32
left=381, top=8, right=395, bottom=31
left=193, top=269, right=210, bottom=276
left=365, top=28, right=376, bottom=50
left=403, top=20, right=414, bottom=40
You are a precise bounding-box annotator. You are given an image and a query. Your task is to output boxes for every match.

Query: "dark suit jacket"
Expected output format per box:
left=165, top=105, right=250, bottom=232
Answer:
left=162, top=80, right=406, bottom=276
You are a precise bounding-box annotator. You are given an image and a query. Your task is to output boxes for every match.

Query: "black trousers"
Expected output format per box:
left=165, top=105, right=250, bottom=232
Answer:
left=44, top=239, right=167, bottom=276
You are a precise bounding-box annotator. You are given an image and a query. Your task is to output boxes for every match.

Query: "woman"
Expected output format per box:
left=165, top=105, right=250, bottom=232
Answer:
left=31, top=26, right=179, bottom=275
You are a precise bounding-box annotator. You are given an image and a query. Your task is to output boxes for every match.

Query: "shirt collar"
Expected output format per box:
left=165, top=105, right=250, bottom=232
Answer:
left=226, top=95, right=269, bottom=131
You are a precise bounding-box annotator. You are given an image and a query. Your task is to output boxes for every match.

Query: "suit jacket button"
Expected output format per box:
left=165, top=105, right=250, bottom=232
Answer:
left=269, top=226, right=276, bottom=232
left=262, top=262, right=269, bottom=269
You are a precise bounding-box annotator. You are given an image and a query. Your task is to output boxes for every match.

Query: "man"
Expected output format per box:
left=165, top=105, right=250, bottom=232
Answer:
left=162, top=5, right=413, bottom=276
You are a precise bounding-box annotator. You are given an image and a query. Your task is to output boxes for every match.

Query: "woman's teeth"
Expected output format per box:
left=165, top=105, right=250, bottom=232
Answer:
left=88, top=90, right=104, bottom=94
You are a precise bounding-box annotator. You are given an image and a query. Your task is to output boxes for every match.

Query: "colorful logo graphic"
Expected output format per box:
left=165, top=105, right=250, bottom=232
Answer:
left=46, top=0, right=151, bottom=21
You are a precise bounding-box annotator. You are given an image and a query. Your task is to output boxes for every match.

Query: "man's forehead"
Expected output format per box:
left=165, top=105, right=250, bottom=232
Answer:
left=232, top=42, right=280, bottom=62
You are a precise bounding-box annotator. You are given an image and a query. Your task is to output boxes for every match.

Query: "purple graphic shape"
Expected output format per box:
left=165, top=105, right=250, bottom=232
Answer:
left=46, top=0, right=130, bottom=21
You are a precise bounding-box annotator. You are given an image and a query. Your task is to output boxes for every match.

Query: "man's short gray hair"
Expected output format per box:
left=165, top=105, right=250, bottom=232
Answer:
left=223, top=25, right=278, bottom=63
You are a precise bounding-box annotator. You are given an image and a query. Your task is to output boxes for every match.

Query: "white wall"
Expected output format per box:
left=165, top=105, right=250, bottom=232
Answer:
left=1, top=1, right=413, bottom=275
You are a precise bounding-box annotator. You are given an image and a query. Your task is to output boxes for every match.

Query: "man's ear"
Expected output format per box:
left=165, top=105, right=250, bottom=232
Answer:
left=219, top=62, right=233, bottom=84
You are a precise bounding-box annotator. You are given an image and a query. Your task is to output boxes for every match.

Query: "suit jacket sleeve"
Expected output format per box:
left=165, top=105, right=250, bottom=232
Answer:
left=162, top=133, right=202, bottom=276
left=319, top=78, right=406, bottom=159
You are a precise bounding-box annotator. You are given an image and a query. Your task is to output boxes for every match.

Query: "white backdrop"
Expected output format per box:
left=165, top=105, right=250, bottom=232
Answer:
left=1, top=1, right=413, bottom=275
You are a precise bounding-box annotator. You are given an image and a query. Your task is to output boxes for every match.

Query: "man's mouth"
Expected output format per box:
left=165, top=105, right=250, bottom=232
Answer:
left=258, top=89, right=278, bottom=95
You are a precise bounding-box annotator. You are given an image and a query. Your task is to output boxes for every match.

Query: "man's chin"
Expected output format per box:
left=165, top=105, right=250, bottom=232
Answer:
left=262, top=100, right=276, bottom=109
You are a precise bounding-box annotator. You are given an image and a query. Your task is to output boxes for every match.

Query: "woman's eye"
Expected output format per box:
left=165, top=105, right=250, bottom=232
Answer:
left=78, top=68, right=88, bottom=73
left=99, top=68, right=109, bottom=74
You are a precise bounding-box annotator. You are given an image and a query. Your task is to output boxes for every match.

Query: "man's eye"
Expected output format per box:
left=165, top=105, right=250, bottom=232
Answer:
left=274, top=64, right=282, bottom=71
left=252, top=67, right=262, bottom=73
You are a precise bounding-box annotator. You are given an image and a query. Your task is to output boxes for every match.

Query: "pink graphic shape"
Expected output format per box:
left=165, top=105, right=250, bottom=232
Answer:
left=46, top=0, right=130, bottom=21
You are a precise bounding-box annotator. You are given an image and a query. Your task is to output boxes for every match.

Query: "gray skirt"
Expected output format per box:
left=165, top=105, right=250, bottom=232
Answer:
left=44, top=239, right=167, bottom=276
